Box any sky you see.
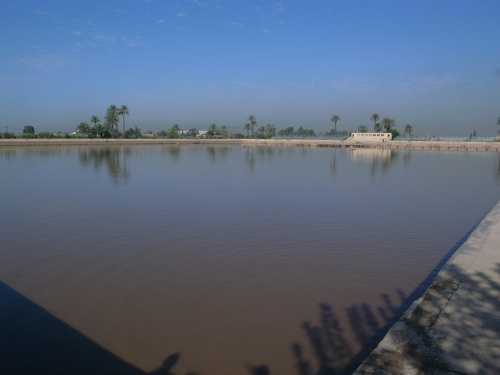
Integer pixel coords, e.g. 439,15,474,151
1,0,500,136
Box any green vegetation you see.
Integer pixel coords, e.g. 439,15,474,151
184,128,200,137
385,129,400,139
23,125,35,134
123,127,142,138
0,111,423,141
381,117,395,131
330,115,341,132
370,113,379,128
404,124,413,137
277,126,316,137
77,122,91,135
247,115,257,136
118,105,130,133
207,124,219,138
105,105,120,131
90,116,100,127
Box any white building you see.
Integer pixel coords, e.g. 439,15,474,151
346,132,392,142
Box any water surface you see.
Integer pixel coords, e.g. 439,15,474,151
1,145,499,374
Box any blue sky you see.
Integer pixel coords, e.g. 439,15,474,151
1,0,500,136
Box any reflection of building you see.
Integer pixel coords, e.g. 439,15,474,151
349,148,392,161
347,132,392,142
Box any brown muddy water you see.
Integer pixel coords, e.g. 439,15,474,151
1,145,499,375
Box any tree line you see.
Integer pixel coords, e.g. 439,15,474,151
330,113,413,139
76,105,135,138
6,111,500,140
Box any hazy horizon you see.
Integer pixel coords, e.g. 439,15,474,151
1,0,500,137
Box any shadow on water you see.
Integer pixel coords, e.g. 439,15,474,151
0,281,198,375
0,218,489,375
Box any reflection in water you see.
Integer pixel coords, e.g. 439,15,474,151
348,148,396,174
0,148,18,160
206,146,230,163
330,149,337,174
162,146,182,161
497,154,500,179
78,147,130,184
0,147,65,160
244,147,256,172
403,150,412,167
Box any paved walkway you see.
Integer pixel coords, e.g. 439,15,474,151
353,201,500,375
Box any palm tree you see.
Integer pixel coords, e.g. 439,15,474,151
404,124,413,137
497,117,500,133
90,116,100,127
220,125,228,138
77,121,90,134
370,113,379,129
208,123,218,138
244,123,251,136
105,105,119,130
248,115,257,136
358,125,368,133
374,123,382,133
330,115,341,133
265,124,276,138
118,105,130,133
381,117,395,131
167,124,181,138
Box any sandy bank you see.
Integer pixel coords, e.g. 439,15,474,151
0,138,499,152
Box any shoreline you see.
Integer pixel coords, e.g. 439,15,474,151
353,200,500,374
1,138,500,152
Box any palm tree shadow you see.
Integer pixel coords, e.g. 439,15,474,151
360,262,500,374
279,221,484,375
287,291,407,375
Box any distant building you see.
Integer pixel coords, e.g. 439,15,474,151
346,132,392,142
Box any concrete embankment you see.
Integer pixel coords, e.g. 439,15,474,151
353,200,500,375
1,138,500,152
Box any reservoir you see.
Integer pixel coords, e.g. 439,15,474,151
1,145,499,375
